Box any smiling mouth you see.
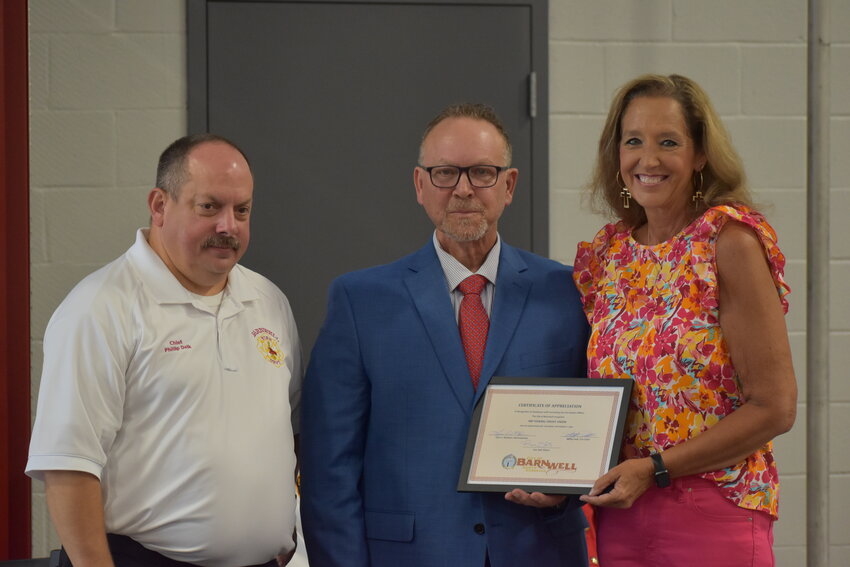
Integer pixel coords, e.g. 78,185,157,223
636,174,667,184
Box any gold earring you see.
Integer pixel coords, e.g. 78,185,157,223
617,171,631,209
692,170,704,208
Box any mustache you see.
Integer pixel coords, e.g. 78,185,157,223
447,199,484,214
202,234,241,250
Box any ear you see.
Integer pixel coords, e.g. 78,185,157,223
413,166,426,206
503,168,518,206
148,188,168,227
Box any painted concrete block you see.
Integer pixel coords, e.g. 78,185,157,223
29,110,115,187
117,0,186,32
29,0,114,33
604,44,740,115
550,43,606,114
44,187,146,265
830,1,850,43
550,0,671,41
550,189,609,265
49,34,185,110
30,263,109,340
829,474,850,543
831,189,850,259
550,115,606,192
773,414,805,476
774,546,806,567
30,189,48,264
673,0,805,42
116,109,187,186
29,34,49,110
30,341,44,425
830,333,850,402
788,333,806,403
831,119,850,191
783,260,806,333
742,46,806,116
828,405,850,472
829,261,850,331
753,188,805,261
830,545,850,567
30,492,48,556
832,46,850,116
725,117,806,190
773,474,805,546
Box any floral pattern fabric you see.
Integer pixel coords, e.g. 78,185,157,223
573,204,790,518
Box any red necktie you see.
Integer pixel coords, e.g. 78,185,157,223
458,275,489,390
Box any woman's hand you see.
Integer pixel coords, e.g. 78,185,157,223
579,457,655,509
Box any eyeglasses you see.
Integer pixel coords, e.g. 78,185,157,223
420,165,506,189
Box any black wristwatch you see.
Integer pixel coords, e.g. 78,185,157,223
650,452,670,488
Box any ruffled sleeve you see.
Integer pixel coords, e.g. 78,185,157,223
573,222,623,318
703,205,791,314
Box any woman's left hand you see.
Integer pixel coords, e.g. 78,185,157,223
579,457,655,508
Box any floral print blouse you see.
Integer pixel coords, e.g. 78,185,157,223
573,204,790,518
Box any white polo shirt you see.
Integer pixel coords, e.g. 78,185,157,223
27,229,302,567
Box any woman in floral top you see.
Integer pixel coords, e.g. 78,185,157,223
574,74,796,566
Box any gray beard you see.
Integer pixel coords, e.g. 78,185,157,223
439,217,488,243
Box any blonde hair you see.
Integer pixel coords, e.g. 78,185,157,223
590,74,752,227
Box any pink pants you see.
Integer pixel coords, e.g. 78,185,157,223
596,476,775,567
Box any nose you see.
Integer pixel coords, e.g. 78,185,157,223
216,208,238,235
640,146,661,168
452,171,475,198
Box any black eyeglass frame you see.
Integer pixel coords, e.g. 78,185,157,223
419,164,508,189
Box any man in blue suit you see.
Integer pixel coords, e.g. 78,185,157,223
300,103,590,567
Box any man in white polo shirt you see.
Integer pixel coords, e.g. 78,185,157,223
27,134,302,567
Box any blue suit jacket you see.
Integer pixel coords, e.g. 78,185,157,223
300,241,590,567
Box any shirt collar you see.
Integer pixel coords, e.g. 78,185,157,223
127,228,256,307
431,231,500,292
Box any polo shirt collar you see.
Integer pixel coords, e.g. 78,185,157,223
128,229,258,308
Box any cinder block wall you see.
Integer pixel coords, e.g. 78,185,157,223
27,0,187,552
549,2,850,566
27,0,848,563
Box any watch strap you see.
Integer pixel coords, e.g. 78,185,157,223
650,452,671,488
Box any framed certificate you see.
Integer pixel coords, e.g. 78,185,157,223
457,377,633,494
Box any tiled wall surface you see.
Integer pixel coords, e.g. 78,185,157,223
549,2,849,566
28,0,848,563
27,0,187,553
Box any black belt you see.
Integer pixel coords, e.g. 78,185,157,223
58,534,279,567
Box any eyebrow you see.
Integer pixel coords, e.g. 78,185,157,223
622,129,686,139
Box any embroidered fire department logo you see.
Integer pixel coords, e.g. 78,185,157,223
252,327,285,367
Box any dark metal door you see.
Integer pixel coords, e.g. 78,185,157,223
188,0,548,355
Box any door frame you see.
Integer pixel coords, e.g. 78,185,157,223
0,0,32,557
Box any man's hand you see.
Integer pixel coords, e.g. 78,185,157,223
504,489,566,509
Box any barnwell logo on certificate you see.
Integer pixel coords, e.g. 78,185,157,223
502,455,577,473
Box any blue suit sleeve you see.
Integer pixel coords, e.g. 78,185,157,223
300,278,371,567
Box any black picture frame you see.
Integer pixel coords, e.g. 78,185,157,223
458,377,633,494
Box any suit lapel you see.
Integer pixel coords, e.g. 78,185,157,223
404,245,476,414
474,244,530,406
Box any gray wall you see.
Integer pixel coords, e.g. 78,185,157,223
28,1,850,564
